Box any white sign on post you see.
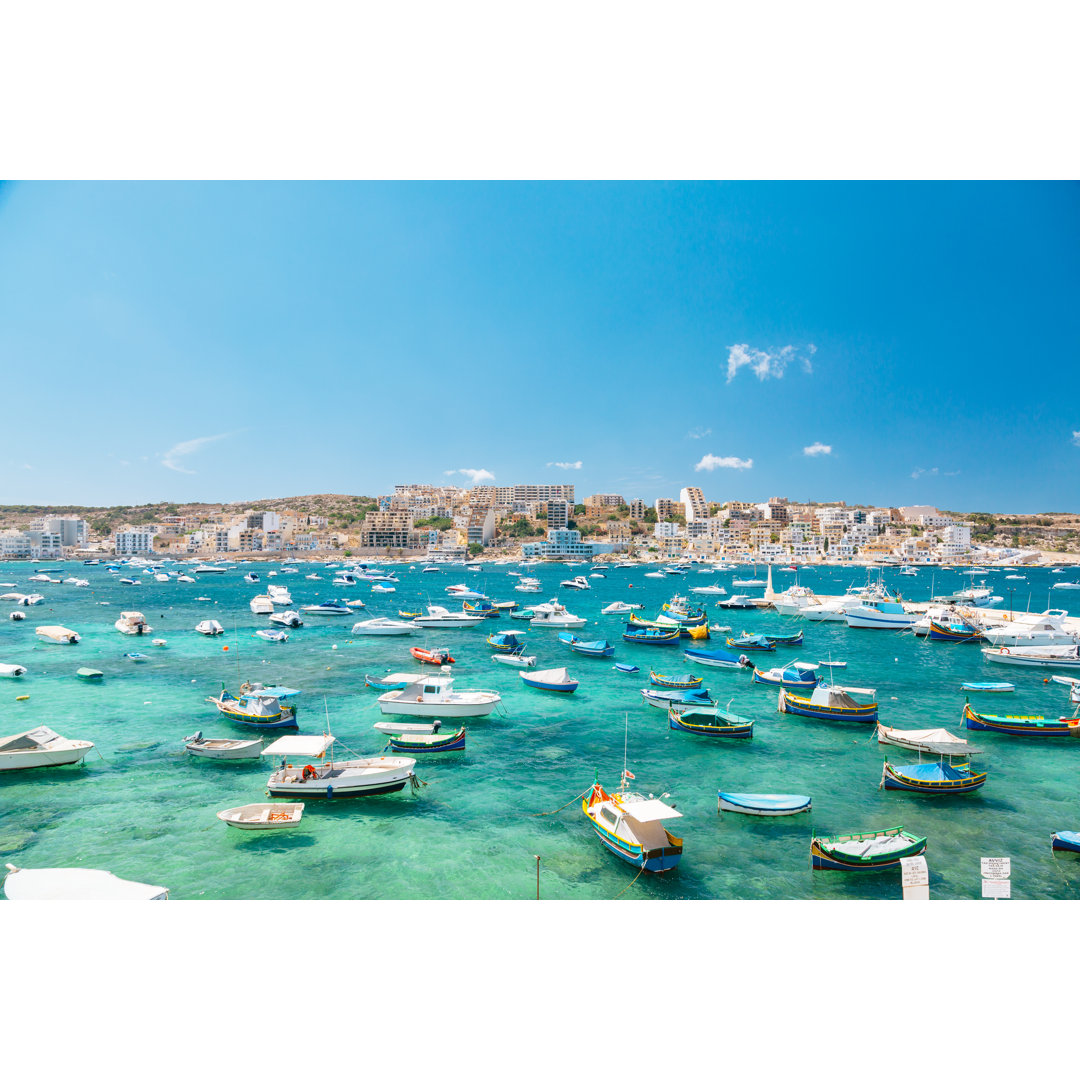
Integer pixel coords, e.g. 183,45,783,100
981,857,1011,880
982,879,1011,899
900,855,929,900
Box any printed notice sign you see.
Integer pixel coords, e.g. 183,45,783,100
982,879,1011,899
900,856,929,887
981,857,1011,880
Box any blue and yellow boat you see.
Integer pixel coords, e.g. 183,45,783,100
726,634,776,652
927,619,984,643
879,756,987,794
779,684,878,723
649,670,703,689
623,625,681,645
962,702,1079,737
668,705,753,738
582,777,684,873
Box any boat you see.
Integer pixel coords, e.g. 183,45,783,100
683,647,754,670
177,574,195,583
527,600,587,629
244,572,260,583
622,625,681,645
487,629,527,652
0,726,94,771
300,600,352,617
491,652,537,667
514,577,541,593
398,610,422,620
752,663,820,689
566,637,615,658
582,776,683,873
269,610,304,628
981,610,1077,648
124,652,148,662
183,731,264,759
669,705,753,738
35,625,80,645
641,687,714,711
365,672,416,690
649,670,703,689
207,687,300,728
371,583,396,593
644,571,666,579
844,595,917,630
410,646,455,665
3,865,168,900
262,733,417,799
726,634,776,652
75,667,103,680
378,676,501,717
981,644,1080,669
255,628,289,643
114,610,151,635
778,684,878,723
880,755,987,794
717,594,757,609
877,724,982,755
350,617,416,635
613,663,639,673
194,564,228,574
151,638,167,647
960,681,1014,692
1051,831,1080,854
962,702,1079,736
305,574,321,581
519,667,579,693
560,576,591,590
249,595,275,615
195,620,225,636
717,792,811,815
810,826,926,871
601,601,643,614
732,577,766,587
118,578,139,586
413,605,485,628
217,803,304,829
8,612,25,621
375,721,467,753
462,599,499,617
927,618,985,643
1051,581,1080,590
266,585,292,605
690,584,727,595
444,585,488,601
345,599,367,608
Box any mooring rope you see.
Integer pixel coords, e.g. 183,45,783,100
612,862,646,900
531,787,591,817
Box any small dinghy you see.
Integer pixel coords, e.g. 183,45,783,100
1051,831,1080,854
411,647,455,666
365,672,416,690
877,724,982,755
151,639,168,647
124,652,148,662
255,629,289,643
519,667,578,693
567,638,615,658
819,660,847,669
718,792,811,815
613,663,639,674
184,731,264,760
961,681,1015,693
217,803,304,830
9,611,26,621
76,668,103,680
491,652,537,667
0,663,28,678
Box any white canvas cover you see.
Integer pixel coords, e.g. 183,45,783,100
262,734,334,758
0,727,64,752
3,867,168,900
622,799,683,823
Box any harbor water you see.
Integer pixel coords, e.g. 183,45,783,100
1,561,1078,900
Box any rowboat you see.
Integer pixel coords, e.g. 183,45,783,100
35,625,80,645
519,667,578,693
184,732,264,759
876,724,982,755
752,663,820,689
410,646,455,666
568,638,615,658
582,778,683,873
622,625,681,645
778,684,878,723
810,826,926,871
718,792,811,815
3,865,169,900
613,663,639,674
669,705,753,738
365,673,414,690
641,687,713,712
217,803,304,830
726,634,775,652
1051,831,1080,854
960,681,1014,693
682,647,754,670
962,702,1079,737
649,670,703,689
879,757,987,794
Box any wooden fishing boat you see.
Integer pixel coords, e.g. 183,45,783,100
217,803,304,830
810,826,926,871
683,647,754,670
752,663,820,689
491,652,537,667
641,687,713,712
779,684,878,723
762,630,804,646
927,620,985,643
622,625,681,646
487,630,526,652
410,646,455,666
519,667,578,693
613,663,639,674
962,702,1079,737
385,725,466,753
876,724,982,755
568,638,615,658
717,792,810,815
960,681,1014,693
183,732,264,759
726,634,776,652
1051,831,1080,854
365,673,414,690
207,687,300,729
582,778,683,873
669,705,753,738
463,600,499,618
879,756,987,794
649,670,703,689
398,610,423,620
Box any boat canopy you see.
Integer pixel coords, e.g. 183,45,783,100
262,734,334,758
0,727,66,753
3,866,168,900
621,799,683,822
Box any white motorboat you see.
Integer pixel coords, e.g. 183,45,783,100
412,605,485,629
981,611,1078,648
194,564,228,574
262,734,417,799
0,662,27,676
306,573,322,580
20,594,45,606
526,600,587,628
195,620,225,636
279,566,298,574
514,577,541,592
250,595,275,614
444,584,488,600
35,625,81,645
255,628,289,643
350,617,416,635
491,652,537,667
982,644,1080,669
115,611,152,635
377,676,501,718
0,726,94,771
732,577,766,587
345,598,367,608
153,573,170,582
244,572,260,583
690,584,727,595
716,594,757,609
217,803,304,830
177,574,195,583
937,584,1003,607
601,601,644,614
799,597,851,622
269,610,304,628
771,585,817,615
300,600,352,616
3,865,169,900
266,584,292,606
560,576,591,590
9,612,26,621
1052,581,1080,590
333,573,358,586
183,731,264,759
844,597,916,630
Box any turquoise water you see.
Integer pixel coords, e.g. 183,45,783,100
1,561,1078,900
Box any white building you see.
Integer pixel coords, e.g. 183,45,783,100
679,486,708,524
114,528,156,555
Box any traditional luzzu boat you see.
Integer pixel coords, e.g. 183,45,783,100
752,662,820,689
682,646,754,670
810,826,926,871
374,719,466,753
927,618,985,643
1051,831,1080,854
622,625,681,645
668,704,753,738
649,670,703,689
718,792,811,815
582,774,683,873
962,702,1080,737
879,755,987,795
488,629,526,652
462,599,499,618
726,633,776,652
876,724,981,756
641,686,713,712
778,684,878,723
559,635,615,658
207,686,300,729
761,630,804,646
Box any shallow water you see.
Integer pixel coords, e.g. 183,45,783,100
1,560,1077,899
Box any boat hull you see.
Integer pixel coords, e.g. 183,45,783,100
962,702,1077,736
0,745,93,771
670,713,752,738
717,792,811,815
1051,831,1080,854
779,692,878,723
880,761,987,794
811,829,926,871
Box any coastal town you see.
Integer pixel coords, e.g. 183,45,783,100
1,483,1077,565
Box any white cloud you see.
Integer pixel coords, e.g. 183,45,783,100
547,460,582,470
695,454,753,471
803,442,832,457
911,466,940,480
1073,431,1080,447
450,467,495,485
686,427,712,440
162,433,230,474
726,343,816,383
22,463,32,470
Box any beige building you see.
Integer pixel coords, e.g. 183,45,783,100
679,486,708,523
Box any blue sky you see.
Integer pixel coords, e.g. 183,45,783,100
1,181,1077,513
